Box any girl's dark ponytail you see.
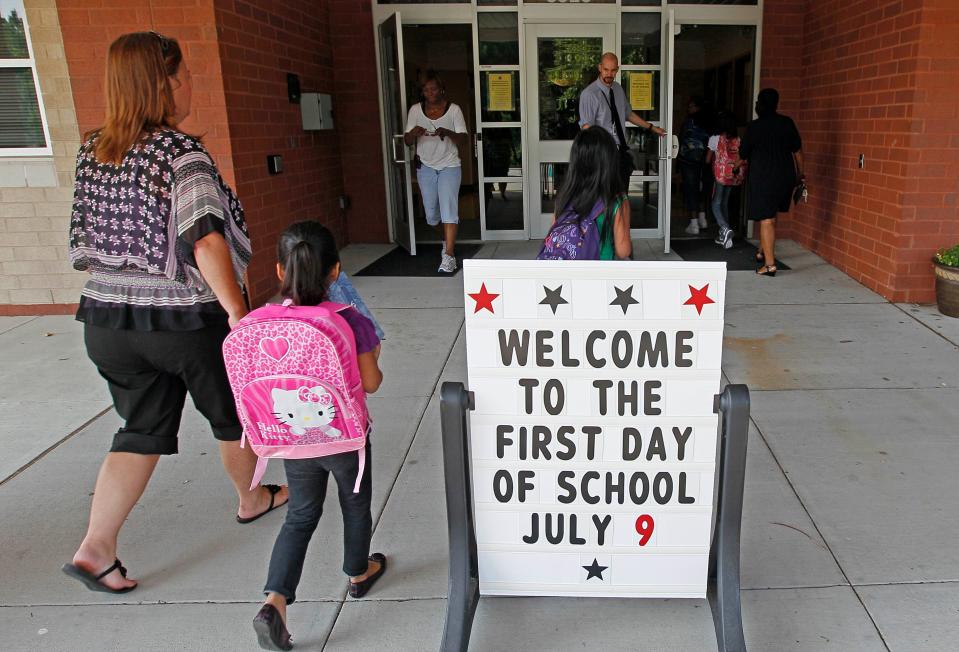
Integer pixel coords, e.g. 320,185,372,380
277,221,340,306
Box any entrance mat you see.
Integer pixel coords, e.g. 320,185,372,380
670,238,790,271
354,243,483,277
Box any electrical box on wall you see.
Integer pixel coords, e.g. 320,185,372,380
301,93,334,130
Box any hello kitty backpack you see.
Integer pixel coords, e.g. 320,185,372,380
223,299,369,493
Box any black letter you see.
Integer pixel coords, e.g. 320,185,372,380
678,472,696,504
522,513,539,544
582,426,602,460
629,472,650,504
569,514,586,545
531,426,552,460
561,330,580,367
593,380,613,415
518,378,539,415
622,427,642,461
673,426,693,461
618,380,639,417
644,380,662,416
543,379,565,415
535,330,555,367
555,426,576,461
499,329,531,366
496,425,514,459
493,470,512,503
646,427,667,461
606,471,625,505
545,513,564,544
675,331,694,367
518,470,536,502
557,471,576,504
611,330,633,369
593,514,612,546
581,471,600,505
653,471,673,504
638,331,669,367
586,331,606,368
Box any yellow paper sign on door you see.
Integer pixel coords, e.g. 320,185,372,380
629,73,654,111
487,73,514,112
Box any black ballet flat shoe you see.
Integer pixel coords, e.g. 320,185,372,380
253,604,293,651
756,265,777,277
348,553,387,599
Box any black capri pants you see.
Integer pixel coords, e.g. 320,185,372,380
84,324,243,455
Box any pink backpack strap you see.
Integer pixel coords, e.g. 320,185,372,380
249,456,269,491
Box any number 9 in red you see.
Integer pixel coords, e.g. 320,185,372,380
634,514,655,546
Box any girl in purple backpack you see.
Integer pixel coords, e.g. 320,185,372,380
252,221,385,651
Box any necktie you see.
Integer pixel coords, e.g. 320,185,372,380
605,88,628,149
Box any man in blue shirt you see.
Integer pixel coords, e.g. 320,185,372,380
579,52,665,192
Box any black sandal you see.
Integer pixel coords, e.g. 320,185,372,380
756,265,777,277
61,558,136,594
348,553,387,598
253,604,293,651
755,250,765,263
237,484,288,524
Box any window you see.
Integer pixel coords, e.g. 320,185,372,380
0,0,50,155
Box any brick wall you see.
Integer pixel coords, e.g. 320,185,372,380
763,0,959,303
0,0,82,313
213,0,349,306
330,0,389,248
895,0,959,302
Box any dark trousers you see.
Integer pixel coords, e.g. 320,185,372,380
263,443,372,604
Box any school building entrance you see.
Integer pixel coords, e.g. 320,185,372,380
374,1,762,254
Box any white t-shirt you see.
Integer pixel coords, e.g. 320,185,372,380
707,135,720,152
405,102,468,170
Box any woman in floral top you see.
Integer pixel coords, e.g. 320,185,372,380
61,32,288,594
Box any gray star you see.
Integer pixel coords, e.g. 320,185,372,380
582,558,608,581
609,285,639,314
539,285,569,315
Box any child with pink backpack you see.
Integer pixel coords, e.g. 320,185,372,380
707,111,747,249
223,221,385,651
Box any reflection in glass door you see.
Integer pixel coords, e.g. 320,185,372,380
378,13,416,254
669,22,756,244
526,24,614,240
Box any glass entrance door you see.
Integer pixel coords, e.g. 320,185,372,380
378,13,417,254
667,18,757,248
525,24,615,240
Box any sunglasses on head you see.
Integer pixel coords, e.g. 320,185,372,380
150,31,171,53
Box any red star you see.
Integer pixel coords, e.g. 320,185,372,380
468,282,500,314
683,284,715,315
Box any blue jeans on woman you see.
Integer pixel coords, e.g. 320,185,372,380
263,442,372,604
711,184,734,231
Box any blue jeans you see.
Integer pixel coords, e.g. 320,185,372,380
711,184,733,231
416,164,461,225
263,442,372,604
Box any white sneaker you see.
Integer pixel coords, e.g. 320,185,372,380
685,220,700,235
438,253,457,273
723,229,734,249
697,212,707,228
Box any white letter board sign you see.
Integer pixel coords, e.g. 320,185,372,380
462,259,726,598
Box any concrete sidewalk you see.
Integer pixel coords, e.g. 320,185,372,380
1,239,957,651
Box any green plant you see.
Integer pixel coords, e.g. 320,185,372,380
935,244,959,268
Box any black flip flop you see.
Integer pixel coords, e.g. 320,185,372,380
237,484,287,524
252,603,293,651
348,553,387,598
61,558,136,594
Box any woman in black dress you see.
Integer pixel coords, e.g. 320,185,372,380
739,88,805,276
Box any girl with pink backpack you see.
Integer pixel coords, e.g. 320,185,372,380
224,221,385,651
706,111,747,249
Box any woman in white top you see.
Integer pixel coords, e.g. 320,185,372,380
404,71,468,273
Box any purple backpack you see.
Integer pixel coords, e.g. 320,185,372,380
223,300,369,493
537,199,606,261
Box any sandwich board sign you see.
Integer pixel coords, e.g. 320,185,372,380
462,259,726,598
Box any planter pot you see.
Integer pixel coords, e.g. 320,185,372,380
934,260,959,318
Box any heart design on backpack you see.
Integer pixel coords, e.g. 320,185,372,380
259,336,291,362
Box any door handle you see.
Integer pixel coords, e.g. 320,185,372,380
391,134,406,164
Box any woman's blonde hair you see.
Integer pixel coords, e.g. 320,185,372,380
94,32,183,165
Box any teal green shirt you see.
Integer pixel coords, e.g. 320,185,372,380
596,194,627,260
